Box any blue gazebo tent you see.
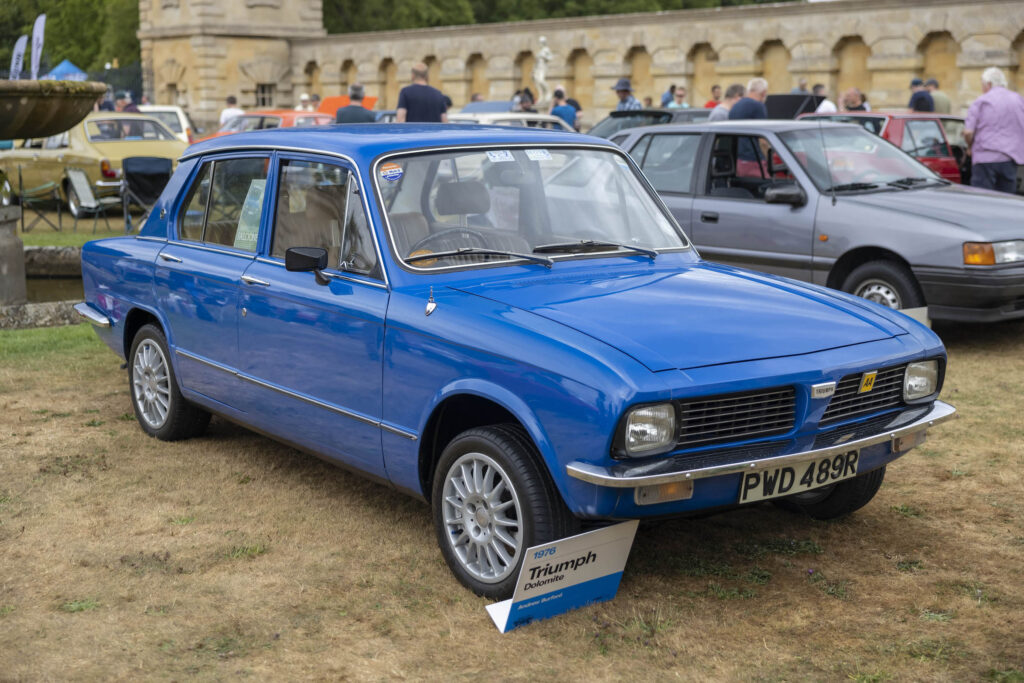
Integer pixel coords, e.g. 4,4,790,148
42,59,88,81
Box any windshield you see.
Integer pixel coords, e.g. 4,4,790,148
146,110,182,133
778,127,938,191
377,146,687,270
588,112,672,139
86,118,176,142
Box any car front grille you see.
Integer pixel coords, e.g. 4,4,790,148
820,365,906,425
676,387,796,449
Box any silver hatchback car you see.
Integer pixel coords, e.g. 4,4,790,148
617,120,1024,323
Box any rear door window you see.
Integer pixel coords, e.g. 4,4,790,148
639,134,701,194
901,120,951,158
177,157,269,251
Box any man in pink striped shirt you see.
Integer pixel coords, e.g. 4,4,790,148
964,67,1024,193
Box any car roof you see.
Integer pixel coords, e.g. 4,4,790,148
182,123,608,164
85,111,163,120
621,119,856,136
802,111,964,121
139,105,183,112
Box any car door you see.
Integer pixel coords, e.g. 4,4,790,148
154,154,270,404
237,154,389,478
899,119,959,182
689,133,816,281
629,132,703,238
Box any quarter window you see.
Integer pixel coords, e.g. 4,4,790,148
272,159,379,278
707,135,795,201
177,157,268,251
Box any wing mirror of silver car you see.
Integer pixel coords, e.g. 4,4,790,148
286,247,330,285
764,183,807,207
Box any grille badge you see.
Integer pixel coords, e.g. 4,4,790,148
811,382,836,399
859,371,878,394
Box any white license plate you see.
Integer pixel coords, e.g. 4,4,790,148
738,451,859,504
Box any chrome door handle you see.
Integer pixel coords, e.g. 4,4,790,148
241,275,270,287
159,253,182,263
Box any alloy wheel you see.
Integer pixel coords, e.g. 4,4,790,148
132,339,171,429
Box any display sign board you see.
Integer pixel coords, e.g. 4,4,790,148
486,520,638,633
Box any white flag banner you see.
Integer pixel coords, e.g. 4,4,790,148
30,14,46,81
9,35,27,80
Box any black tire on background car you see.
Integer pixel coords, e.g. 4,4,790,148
432,424,578,600
842,261,924,310
128,323,210,441
773,466,886,520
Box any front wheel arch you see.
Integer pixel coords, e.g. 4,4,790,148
827,248,925,307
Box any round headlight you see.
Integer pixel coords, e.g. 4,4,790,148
624,403,676,456
904,360,938,401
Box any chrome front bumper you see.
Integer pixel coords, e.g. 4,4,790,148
566,400,956,488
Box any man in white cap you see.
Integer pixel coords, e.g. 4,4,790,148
295,92,312,111
612,78,642,112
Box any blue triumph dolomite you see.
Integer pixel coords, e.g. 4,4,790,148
77,125,956,598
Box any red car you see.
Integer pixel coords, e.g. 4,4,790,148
799,112,967,184
197,109,334,142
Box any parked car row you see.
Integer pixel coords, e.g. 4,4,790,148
77,123,956,599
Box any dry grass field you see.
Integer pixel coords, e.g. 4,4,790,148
1,322,1022,681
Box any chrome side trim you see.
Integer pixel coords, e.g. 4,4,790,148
136,235,168,243
166,240,257,259
380,423,419,441
566,401,957,488
74,302,111,328
173,348,418,437
236,373,379,427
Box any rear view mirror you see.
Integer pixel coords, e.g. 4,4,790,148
286,247,330,285
764,183,807,207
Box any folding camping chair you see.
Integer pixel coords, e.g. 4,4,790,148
66,168,121,233
18,165,62,232
121,157,173,232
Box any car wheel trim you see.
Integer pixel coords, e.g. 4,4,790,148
68,187,79,217
132,339,171,429
854,278,902,309
0,178,11,206
442,452,523,584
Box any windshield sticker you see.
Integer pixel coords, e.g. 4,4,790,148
525,149,552,161
486,150,515,163
379,162,404,182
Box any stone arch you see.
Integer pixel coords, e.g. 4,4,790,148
304,60,321,96
626,46,654,103
514,51,535,93
340,59,358,91
378,58,397,109
566,48,594,114
688,43,718,107
919,31,961,109
423,55,442,92
466,53,487,101
833,36,871,105
756,40,791,93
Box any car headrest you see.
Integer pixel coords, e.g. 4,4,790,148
711,154,735,178
435,180,490,215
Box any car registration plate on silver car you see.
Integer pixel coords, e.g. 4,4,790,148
738,451,859,504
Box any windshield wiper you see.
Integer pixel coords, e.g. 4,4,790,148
825,182,880,193
405,247,553,268
532,240,658,260
887,176,949,188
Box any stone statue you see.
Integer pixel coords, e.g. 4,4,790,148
532,36,553,107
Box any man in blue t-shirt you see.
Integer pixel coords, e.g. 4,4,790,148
550,89,577,129
728,77,768,120
907,78,935,112
396,63,448,123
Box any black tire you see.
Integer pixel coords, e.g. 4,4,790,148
774,466,886,520
842,261,924,311
431,424,578,599
128,324,210,441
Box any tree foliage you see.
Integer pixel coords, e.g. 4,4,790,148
1,0,139,75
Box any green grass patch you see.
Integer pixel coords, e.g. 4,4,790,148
984,668,1024,682
920,608,955,622
891,504,923,518
60,598,99,613
18,228,126,248
808,570,849,599
170,515,195,526
0,323,103,361
227,544,268,559
896,559,923,573
903,637,967,662
0,605,14,617
734,537,822,559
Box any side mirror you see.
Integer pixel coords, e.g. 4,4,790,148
764,183,807,207
286,247,330,285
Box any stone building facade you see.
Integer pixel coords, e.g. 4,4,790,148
139,0,1024,130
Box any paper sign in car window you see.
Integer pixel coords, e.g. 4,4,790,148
233,179,265,252
525,149,552,161
486,150,515,163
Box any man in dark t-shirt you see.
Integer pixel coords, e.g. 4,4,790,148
908,78,935,112
336,83,377,124
396,62,448,123
728,78,768,121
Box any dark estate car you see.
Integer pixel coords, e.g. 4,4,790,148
616,120,1024,322
77,124,953,598
588,108,713,141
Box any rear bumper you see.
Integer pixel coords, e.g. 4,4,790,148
916,265,1024,322
566,400,955,488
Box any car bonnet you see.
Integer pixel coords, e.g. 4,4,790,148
452,262,908,372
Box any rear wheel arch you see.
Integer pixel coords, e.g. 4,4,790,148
827,247,924,303
122,308,162,360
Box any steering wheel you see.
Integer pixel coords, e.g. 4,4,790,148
408,227,488,256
